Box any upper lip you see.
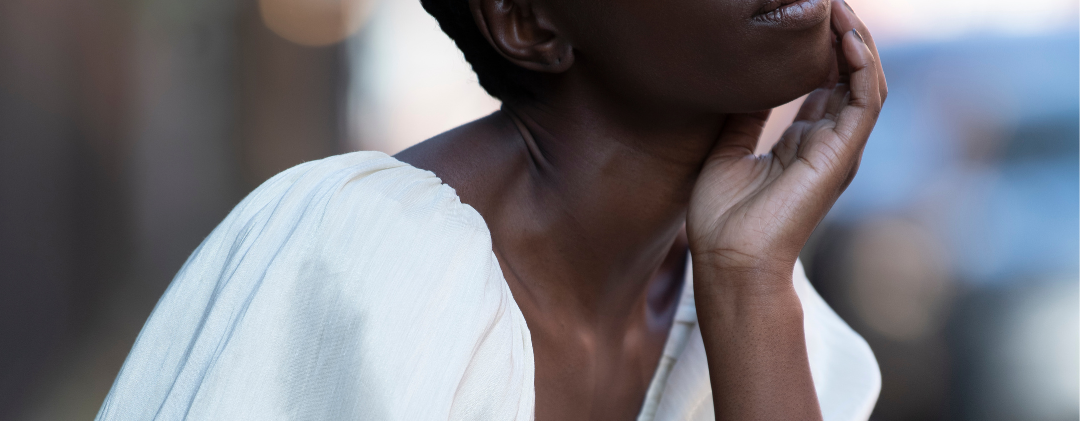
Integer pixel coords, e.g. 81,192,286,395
754,0,805,16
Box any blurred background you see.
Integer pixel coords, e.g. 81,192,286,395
0,0,1076,419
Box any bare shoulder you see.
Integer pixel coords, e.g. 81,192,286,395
394,110,527,213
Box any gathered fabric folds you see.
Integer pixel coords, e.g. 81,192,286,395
98,152,534,420
97,151,879,421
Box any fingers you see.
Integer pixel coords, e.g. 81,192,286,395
795,84,849,125
832,1,887,103
794,89,831,122
831,29,880,148
831,2,876,59
782,29,878,201
823,85,849,121
711,110,771,158
772,122,809,168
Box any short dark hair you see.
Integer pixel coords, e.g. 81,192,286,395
420,0,537,101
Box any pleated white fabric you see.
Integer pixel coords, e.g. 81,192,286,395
97,151,879,421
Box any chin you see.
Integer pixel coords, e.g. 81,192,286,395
799,43,838,93
725,63,831,113
645,17,837,114
751,28,837,111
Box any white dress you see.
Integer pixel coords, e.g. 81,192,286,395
97,151,880,421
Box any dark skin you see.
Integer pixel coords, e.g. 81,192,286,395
397,0,887,419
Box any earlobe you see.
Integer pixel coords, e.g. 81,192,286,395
470,0,574,73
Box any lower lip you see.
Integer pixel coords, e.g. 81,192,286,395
751,0,831,30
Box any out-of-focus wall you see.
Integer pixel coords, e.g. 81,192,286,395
1,0,351,419
345,0,500,154
803,32,1079,420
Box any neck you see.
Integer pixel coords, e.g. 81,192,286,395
492,91,726,322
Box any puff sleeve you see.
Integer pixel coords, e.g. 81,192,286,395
97,152,535,421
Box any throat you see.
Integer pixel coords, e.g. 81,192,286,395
517,233,688,421
488,105,701,319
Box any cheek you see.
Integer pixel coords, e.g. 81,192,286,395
557,0,755,108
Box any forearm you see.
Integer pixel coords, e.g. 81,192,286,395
693,262,822,421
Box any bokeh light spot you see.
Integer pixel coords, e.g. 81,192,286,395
259,0,375,46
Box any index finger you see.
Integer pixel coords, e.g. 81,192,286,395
831,1,888,102
832,29,881,146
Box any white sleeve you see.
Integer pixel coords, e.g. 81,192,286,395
96,152,535,421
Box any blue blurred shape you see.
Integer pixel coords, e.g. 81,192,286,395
829,31,1080,285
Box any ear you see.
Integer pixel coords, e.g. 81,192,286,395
469,0,574,73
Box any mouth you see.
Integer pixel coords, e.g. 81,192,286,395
752,0,830,29
755,0,807,16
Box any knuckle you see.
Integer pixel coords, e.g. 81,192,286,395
862,51,878,67
844,157,863,187
868,103,883,118
840,166,858,191
849,96,871,109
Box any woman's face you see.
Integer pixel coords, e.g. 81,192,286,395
546,0,836,113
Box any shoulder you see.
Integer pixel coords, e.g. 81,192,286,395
232,151,478,231
99,151,535,420
210,151,492,272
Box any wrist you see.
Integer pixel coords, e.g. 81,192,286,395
691,255,796,297
692,260,804,331
686,234,801,271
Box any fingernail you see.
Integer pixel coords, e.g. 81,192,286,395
851,29,864,44
843,1,855,12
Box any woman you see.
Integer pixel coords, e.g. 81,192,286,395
97,0,886,419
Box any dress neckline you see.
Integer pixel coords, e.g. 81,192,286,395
380,150,698,419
